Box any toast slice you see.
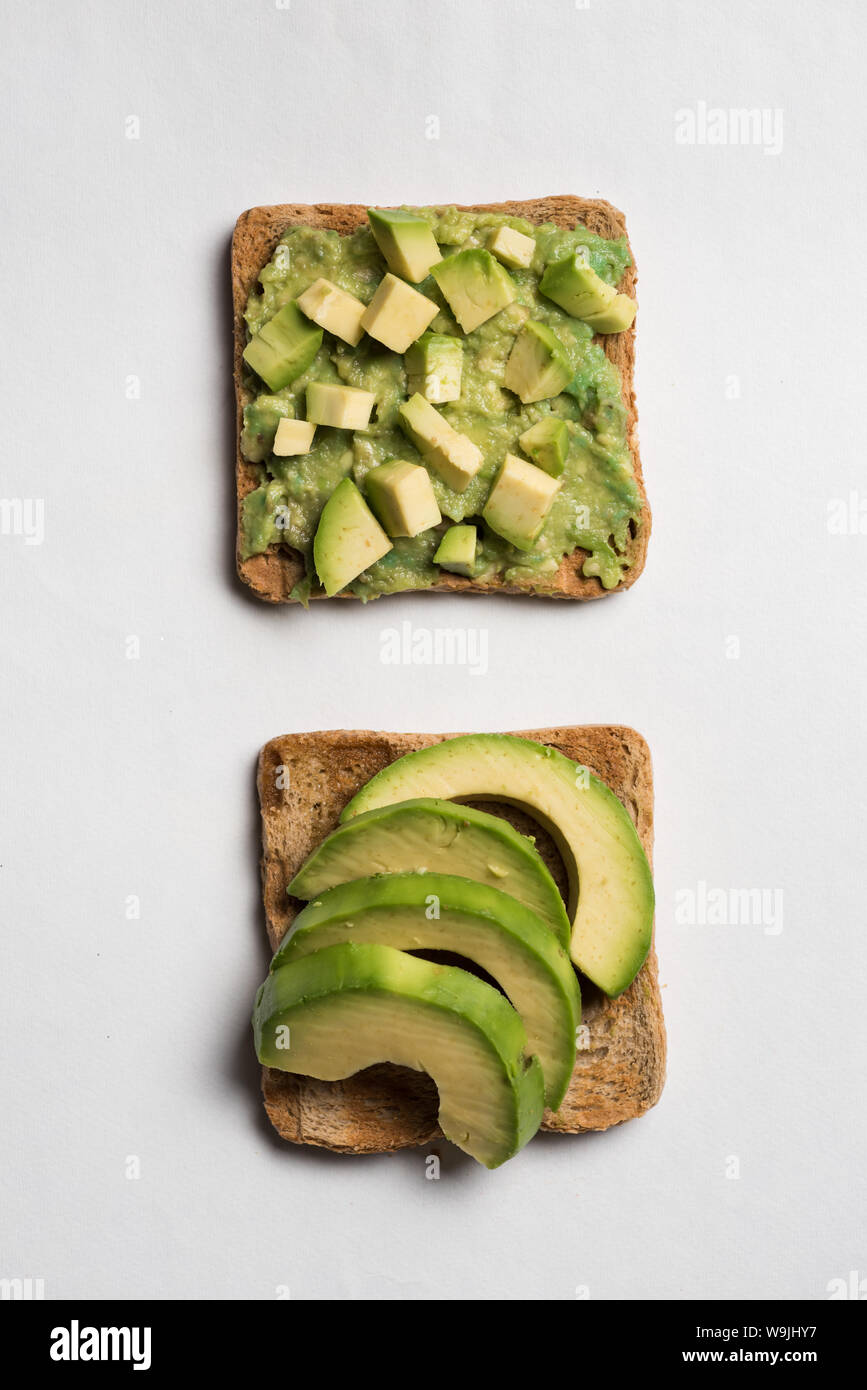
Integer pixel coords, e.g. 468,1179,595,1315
233,197,650,603
255,725,666,1154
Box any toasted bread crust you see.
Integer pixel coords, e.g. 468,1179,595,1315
256,725,666,1154
233,197,650,603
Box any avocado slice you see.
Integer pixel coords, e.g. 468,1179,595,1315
254,941,545,1167
341,735,655,998
312,478,392,596
367,208,442,283
539,254,617,321
273,873,579,1110
288,796,571,948
518,418,569,477
242,302,323,392
504,322,573,404
433,524,476,577
431,249,516,333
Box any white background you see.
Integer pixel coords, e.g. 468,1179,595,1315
2,0,865,1301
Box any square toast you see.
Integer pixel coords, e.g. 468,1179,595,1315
256,725,666,1155
233,197,650,603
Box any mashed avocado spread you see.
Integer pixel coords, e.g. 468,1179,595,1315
240,207,642,601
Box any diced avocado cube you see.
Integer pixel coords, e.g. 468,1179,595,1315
306,382,376,430
360,273,439,353
581,294,637,334
242,302,323,392
313,478,392,596
365,460,442,538
539,253,617,320
367,208,443,283
431,249,516,333
504,322,573,404
296,278,367,347
433,524,477,577
518,418,569,477
404,332,463,404
482,453,560,551
272,418,316,456
397,393,483,492
488,225,536,270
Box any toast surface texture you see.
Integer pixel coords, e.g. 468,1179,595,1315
233,197,649,603
256,725,665,1155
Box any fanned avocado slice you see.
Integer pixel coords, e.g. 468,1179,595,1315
288,797,571,949
273,872,580,1110
341,735,654,998
253,941,544,1169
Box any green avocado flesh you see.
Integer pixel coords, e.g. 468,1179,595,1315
288,796,571,948
433,524,476,574
240,206,641,599
273,872,579,1109
342,735,654,998
242,302,323,392
254,941,545,1167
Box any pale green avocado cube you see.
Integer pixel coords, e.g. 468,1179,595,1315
431,248,516,333
504,322,573,405
242,302,323,392
273,418,316,456
483,453,560,551
518,418,569,477
313,478,392,596
360,274,439,353
365,460,441,538
581,293,637,334
488,225,536,270
398,393,483,492
296,277,366,347
539,253,617,320
367,208,443,283
434,524,477,577
404,332,463,404
306,382,376,430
